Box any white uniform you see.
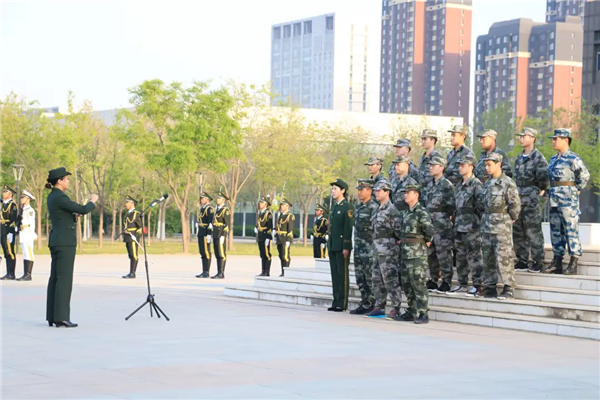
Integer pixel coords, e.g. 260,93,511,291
19,204,37,261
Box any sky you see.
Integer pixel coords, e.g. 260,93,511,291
2,0,547,123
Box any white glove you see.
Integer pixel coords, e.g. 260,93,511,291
206,235,212,244
310,235,314,240
131,234,137,242
286,241,290,248
265,239,270,247
195,222,199,227
220,236,225,245
325,235,329,241
272,230,277,237
209,223,213,230
254,227,258,234
320,243,325,249
8,233,13,243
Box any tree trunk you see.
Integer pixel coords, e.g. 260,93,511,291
98,205,104,248
179,208,190,253
111,200,117,243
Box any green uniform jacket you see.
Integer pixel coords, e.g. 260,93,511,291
327,198,354,252
47,188,96,247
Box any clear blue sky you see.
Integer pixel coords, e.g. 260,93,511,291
2,0,546,122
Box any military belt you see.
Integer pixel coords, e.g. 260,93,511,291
198,223,209,227
314,233,325,238
213,222,224,226
457,207,476,215
374,232,395,239
550,181,575,187
400,238,426,244
487,208,507,214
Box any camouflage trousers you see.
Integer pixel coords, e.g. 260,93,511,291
373,239,402,310
454,231,483,287
400,257,428,317
513,202,545,263
353,244,375,308
549,206,582,257
482,232,517,289
372,259,387,309
427,230,454,284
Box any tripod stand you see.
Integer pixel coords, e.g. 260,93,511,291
125,198,170,321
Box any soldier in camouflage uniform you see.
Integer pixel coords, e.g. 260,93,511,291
395,183,434,324
366,157,386,203
365,180,403,319
512,128,549,273
349,179,378,315
475,129,513,184
418,129,440,205
451,153,483,296
545,128,590,275
389,139,420,186
445,125,475,187
391,155,419,212
476,153,521,300
424,154,455,293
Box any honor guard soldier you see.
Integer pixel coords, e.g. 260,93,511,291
276,197,295,277
391,155,419,212
545,128,590,275
445,125,475,186
327,179,354,312
196,192,214,278
311,203,328,259
212,191,230,279
122,196,142,279
475,129,513,184
17,190,37,281
477,153,521,300
0,185,18,280
365,157,385,202
256,196,273,276
512,128,549,273
389,139,419,186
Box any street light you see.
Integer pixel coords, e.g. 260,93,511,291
12,164,24,252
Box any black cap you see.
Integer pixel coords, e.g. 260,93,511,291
47,167,72,182
125,195,138,205
330,179,349,191
2,185,16,195
200,192,213,201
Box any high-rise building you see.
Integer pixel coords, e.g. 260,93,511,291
474,17,583,126
582,0,600,111
379,0,472,120
270,13,380,112
546,0,586,23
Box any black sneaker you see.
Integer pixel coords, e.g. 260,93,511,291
365,308,386,317
399,312,415,321
350,305,371,315
414,313,429,324
475,287,497,299
497,285,514,300
426,280,438,292
435,281,451,293
528,261,543,273
514,261,529,271
385,309,400,320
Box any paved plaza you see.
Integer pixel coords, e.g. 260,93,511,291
1,254,599,399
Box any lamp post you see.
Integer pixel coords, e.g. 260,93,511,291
12,164,24,252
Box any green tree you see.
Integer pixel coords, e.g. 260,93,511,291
475,100,516,160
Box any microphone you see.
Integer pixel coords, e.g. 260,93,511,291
151,193,169,207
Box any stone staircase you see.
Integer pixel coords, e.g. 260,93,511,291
224,246,600,340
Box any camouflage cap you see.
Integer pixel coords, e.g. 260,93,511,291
392,155,412,164
549,128,572,139
404,183,421,193
477,129,498,139
458,153,477,165
364,157,384,166
355,179,375,189
517,127,538,138
482,152,503,163
200,191,213,201
421,129,438,139
373,179,392,192
448,124,468,134
429,153,447,167
394,138,411,148
330,178,349,191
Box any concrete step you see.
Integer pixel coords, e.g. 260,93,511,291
544,246,600,263
223,285,600,340
254,276,600,321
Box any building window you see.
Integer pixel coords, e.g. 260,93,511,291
283,25,291,38
294,23,301,36
326,16,334,30
304,21,312,34
273,26,281,39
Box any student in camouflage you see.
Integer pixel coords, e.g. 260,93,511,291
445,125,475,186
451,153,483,296
476,153,521,300
545,128,590,275
395,183,434,324
389,139,420,186
365,180,403,319
474,129,513,184
423,153,455,293
365,157,386,203
418,129,440,203
512,127,549,274
391,155,419,212
349,179,378,315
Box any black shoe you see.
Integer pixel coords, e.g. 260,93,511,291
349,305,372,315
497,285,514,300
48,321,54,327
399,312,415,321
327,307,336,311
385,309,400,320
475,287,497,299
16,274,32,281
528,261,543,273
122,273,136,279
426,280,438,291
543,256,563,274
196,272,210,278
55,321,78,328
365,308,386,317
514,260,529,271
211,273,224,279
414,313,429,324
564,256,579,275
0,273,15,280
332,307,344,312
436,281,451,293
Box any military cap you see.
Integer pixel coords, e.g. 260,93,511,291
47,167,72,181
549,128,572,139
421,129,438,139
373,180,392,192
217,191,230,201
200,192,213,201
394,138,412,149
364,157,384,166
392,155,412,164
404,183,421,193
315,203,328,212
125,195,138,205
259,195,271,207
448,124,468,134
429,154,447,167
355,179,375,189
330,179,349,191
21,189,35,201
482,153,503,163
517,127,538,138
458,153,477,165
477,129,498,139
281,197,293,207
2,185,16,195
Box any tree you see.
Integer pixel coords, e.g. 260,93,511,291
475,100,516,159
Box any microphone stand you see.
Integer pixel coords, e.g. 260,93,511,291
125,198,170,321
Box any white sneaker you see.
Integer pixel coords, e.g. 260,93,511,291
449,285,468,295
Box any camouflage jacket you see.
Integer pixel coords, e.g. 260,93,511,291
353,199,378,253
371,173,387,203
424,176,455,231
371,200,402,255
445,145,475,186
399,203,434,260
454,175,483,233
389,161,419,187
392,174,418,212
418,149,439,188
475,147,513,184
548,149,590,208
478,173,521,235
514,147,549,206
